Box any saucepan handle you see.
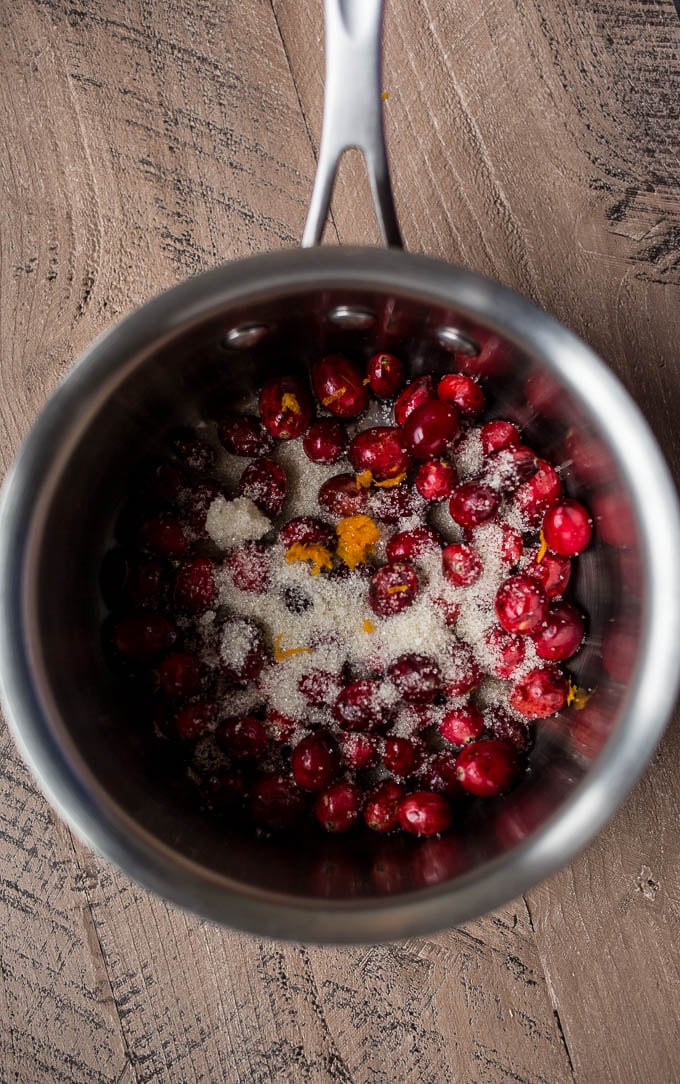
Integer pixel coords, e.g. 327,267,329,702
302,0,403,248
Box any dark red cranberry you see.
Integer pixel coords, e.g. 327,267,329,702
398,792,453,836
499,523,523,566
140,516,190,556
394,375,437,426
402,400,459,460
369,484,425,524
495,574,548,634
216,715,269,760
386,525,442,562
367,352,405,399
250,774,306,832
225,542,271,593
482,446,538,494
449,482,500,528
419,752,463,798
200,770,248,814
101,550,169,611
266,709,298,744
292,734,340,791
543,500,592,556
526,550,571,598
111,614,178,663
279,515,336,550
516,459,562,524
282,585,313,614
302,419,348,464
484,707,533,751
258,375,312,440
442,642,481,696
138,459,187,504
439,704,485,746
218,414,273,457
383,736,424,778
481,420,521,455
175,701,215,741
348,426,410,481
179,478,222,535
532,602,585,661
168,426,215,473
438,373,485,417
314,781,363,832
298,668,344,708
369,561,419,616
157,652,206,699
364,781,406,832
334,679,394,731
219,618,265,683
510,666,568,719
432,594,461,627
341,732,377,769
442,542,483,587
388,653,442,703
239,458,288,518
415,458,457,501
455,739,519,796
318,473,370,517
483,625,526,679
174,556,217,612
312,355,368,418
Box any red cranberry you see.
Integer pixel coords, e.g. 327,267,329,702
239,458,287,518
510,666,568,718
420,752,463,798
140,516,190,556
258,376,312,440
298,668,344,708
440,704,484,746
415,458,457,501
442,642,482,696
364,781,405,832
200,770,248,814
318,473,370,517
168,427,215,473
388,653,442,703
112,614,177,663
266,709,297,744
341,732,377,769
481,420,521,455
348,426,410,481
302,419,348,464
532,602,585,661
175,701,215,742
367,352,405,398
402,400,459,460
217,715,268,760
334,679,394,731
312,355,368,418
482,446,538,494
394,375,437,426
386,525,442,563
218,414,273,457
369,561,419,616
158,652,206,699
484,707,533,751
219,618,265,683
174,556,217,612
393,703,437,732
398,792,453,836
370,484,425,524
526,549,571,598
314,781,363,832
292,734,340,791
383,736,424,778
250,774,306,831
455,739,519,796
499,524,523,566
516,459,562,524
442,542,483,587
432,594,461,627
543,500,592,556
102,551,169,611
179,478,222,535
279,515,336,550
225,542,271,593
483,625,526,679
495,574,548,634
449,482,500,528
438,373,485,417
138,459,187,504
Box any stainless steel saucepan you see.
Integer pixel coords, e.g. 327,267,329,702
1,0,678,942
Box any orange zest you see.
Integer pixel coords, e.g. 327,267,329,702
567,681,593,710
322,387,347,407
375,472,406,489
381,91,389,101
281,392,301,415
274,633,313,662
387,584,409,595
536,530,548,564
355,470,374,489
285,542,333,576
363,619,376,634
336,514,380,570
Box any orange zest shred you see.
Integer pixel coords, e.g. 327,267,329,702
375,472,407,489
322,386,347,407
536,530,548,564
274,633,313,662
567,681,593,710
363,619,376,634
336,514,380,570
355,469,374,490
281,392,301,415
285,541,333,577
387,584,409,595
381,91,389,102
362,377,371,385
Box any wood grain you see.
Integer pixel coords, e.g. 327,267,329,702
1,0,680,1081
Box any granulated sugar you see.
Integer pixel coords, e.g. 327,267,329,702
206,495,271,548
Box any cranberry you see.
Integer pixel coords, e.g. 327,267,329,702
291,734,340,791
532,602,585,661
279,515,336,550
499,523,523,566
438,373,485,417
364,781,405,832
341,732,377,769
432,594,461,627
334,679,394,731
312,355,368,418
367,352,405,398
175,700,215,742
394,375,437,426
420,752,463,798
258,375,312,440
442,542,483,587
495,574,548,634
393,703,438,732
200,770,248,814
266,709,297,744
415,458,457,501
302,419,348,464
219,618,265,683
318,473,370,517
484,707,533,751
386,526,442,563
138,459,187,504
455,739,519,796
516,459,562,524
383,736,424,777
239,458,287,519
543,500,592,556
369,561,419,617
482,446,538,494
225,541,271,593
314,781,363,832
111,614,177,663
443,642,482,696
216,715,268,760
179,478,222,535
370,484,425,524
168,427,215,473
449,482,500,528
218,414,273,457
402,400,459,460
250,774,306,831
348,426,410,481
510,666,568,718
157,652,206,699
102,551,169,611
526,549,571,598
140,516,190,556
174,556,217,612
298,668,344,708
483,625,526,679
398,792,453,836
481,420,521,455
388,653,442,703
440,704,484,746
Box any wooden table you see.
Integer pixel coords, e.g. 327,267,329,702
2,2,679,1080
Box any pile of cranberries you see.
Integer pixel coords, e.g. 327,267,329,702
101,351,592,841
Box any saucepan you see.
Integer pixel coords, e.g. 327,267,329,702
0,0,678,942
